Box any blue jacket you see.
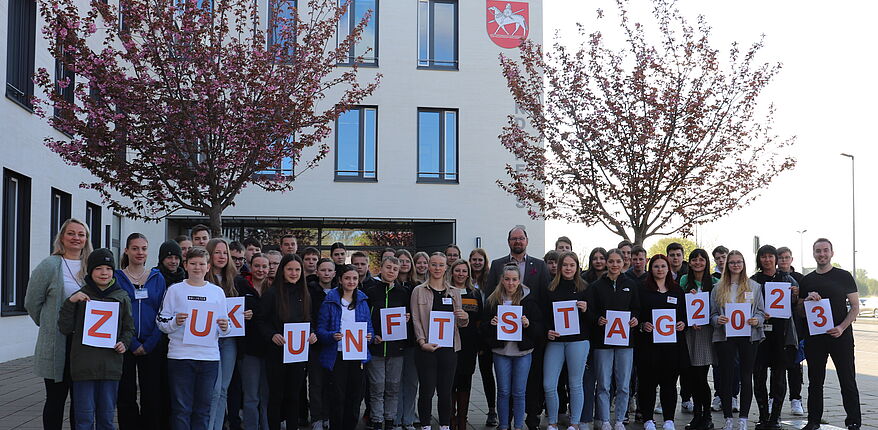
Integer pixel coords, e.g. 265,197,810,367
115,268,167,354
317,288,374,370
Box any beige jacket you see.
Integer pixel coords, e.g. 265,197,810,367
411,282,469,352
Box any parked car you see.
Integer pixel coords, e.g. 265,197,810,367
858,297,878,318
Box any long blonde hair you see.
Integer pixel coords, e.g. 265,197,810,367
487,264,525,307
716,250,751,305
206,238,238,297
449,259,474,292
52,218,93,282
412,251,429,284
395,249,414,284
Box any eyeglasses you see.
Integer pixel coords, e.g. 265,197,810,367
232,256,245,263
508,237,527,242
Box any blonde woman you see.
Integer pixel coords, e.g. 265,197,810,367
25,218,93,430
710,250,765,430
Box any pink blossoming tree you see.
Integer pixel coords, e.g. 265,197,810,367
33,0,380,235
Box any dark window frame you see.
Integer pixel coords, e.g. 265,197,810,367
334,105,378,182
85,201,102,250
2,169,31,316
5,0,37,111
416,107,459,184
337,0,379,67
417,0,458,70
50,188,72,253
268,0,297,63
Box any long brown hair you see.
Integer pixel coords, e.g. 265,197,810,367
716,250,751,305
644,254,680,292
412,251,429,284
549,251,588,292
271,253,311,321
120,233,148,269
395,249,414,284
449,259,474,292
206,238,238,297
487,264,525,307
469,248,490,288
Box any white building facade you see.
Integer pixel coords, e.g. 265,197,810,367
0,0,544,362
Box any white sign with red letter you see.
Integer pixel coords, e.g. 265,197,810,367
805,299,834,335
765,282,791,319
725,303,751,337
282,323,310,363
497,305,522,341
380,307,407,341
552,300,579,336
652,309,677,343
342,322,368,360
429,311,455,348
222,297,245,337
82,301,119,348
604,310,630,346
182,302,219,346
685,292,710,326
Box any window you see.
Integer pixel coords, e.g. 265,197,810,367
111,214,122,262
85,202,102,250
417,108,457,183
53,43,76,121
5,0,37,109
417,0,457,69
2,169,31,316
335,106,377,181
268,0,296,61
255,136,295,178
338,0,378,65
50,188,71,253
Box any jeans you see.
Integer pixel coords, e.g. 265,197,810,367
240,354,269,430
72,380,119,430
543,340,589,424
804,330,861,426
494,353,532,430
168,359,219,430
118,350,163,430
582,350,597,423
209,338,237,430
396,347,419,426
367,355,404,423
594,347,634,424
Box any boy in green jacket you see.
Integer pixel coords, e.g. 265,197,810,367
59,248,135,430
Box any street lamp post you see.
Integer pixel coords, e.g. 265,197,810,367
796,229,808,269
841,153,856,278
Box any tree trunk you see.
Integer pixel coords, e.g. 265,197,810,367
208,205,224,238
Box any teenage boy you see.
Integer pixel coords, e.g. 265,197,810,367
555,236,573,253
666,242,688,281
280,235,298,256
712,246,729,279
302,247,321,283
191,225,211,248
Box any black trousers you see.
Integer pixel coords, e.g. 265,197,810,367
226,363,243,430
329,354,366,430
416,347,457,426
804,331,861,426
637,345,680,423
686,365,712,416
753,329,795,420
716,338,757,418
43,336,75,430
787,362,803,400
478,350,497,409
524,344,545,430
265,357,307,430
118,350,163,430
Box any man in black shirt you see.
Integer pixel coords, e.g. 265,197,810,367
798,238,861,430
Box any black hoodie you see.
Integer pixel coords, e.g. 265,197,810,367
365,279,412,357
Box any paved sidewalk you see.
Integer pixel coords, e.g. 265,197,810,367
0,354,871,429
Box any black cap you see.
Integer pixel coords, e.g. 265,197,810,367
87,248,116,273
159,240,183,261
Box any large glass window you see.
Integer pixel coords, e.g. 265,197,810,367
50,188,71,253
335,106,377,181
5,0,37,109
269,0,296,61
338,0,377,65
417,0,457,69
2,169,31,316
417,108,457,183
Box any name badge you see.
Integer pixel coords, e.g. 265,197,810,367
764,324,773,332
744,292,754,301
134,288,149,300
667,296,678,305
503,300,512,306
442,297,453,306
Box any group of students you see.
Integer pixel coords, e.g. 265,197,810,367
24,220,862,430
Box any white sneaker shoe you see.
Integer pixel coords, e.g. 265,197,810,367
644,421,657,430
654,405,663,414
681,400,694,413
601,422,612,430
311,421,324,430
737,418,747,429
567,427,579,430
662,421,675,430
712,395,722,412
421,426,431,430
722,418,734,430
732,396,740,412
791,398,805,415
439,426,450,430
613,422,626,430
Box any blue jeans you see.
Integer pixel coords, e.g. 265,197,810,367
240,354,269,430
72,380,118,430
395,347,418,426
494,353,532,430
168,359,219,430
209,338,237,430
594,347,634,424
582,350,597,423
544,340,589,424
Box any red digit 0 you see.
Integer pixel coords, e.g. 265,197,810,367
731,310,745,330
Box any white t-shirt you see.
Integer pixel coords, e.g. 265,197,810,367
61,259,82,298
157,280,230,361
337,298,357,351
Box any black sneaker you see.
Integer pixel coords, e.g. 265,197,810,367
847,425,861,430
485,411,498,427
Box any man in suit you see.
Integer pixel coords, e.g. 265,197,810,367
486,226,551,430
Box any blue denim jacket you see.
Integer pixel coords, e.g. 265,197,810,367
317,287,374,370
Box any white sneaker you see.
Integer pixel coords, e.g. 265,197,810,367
732,396,739,412
654,405,663,414
643,421,657,430
681,400,694,413
663,421,675,430
791,399,804,415
712,395,722,411
311,421,324,430
567,427,579,430
722,418,734,430
613,422,626,430
421,426,431,430
737,418,747,429
601,422,612,430
439,426,450,430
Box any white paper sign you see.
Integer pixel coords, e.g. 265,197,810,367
765,282,791,319
725,303,751,337
552,300,579,336
497,305,522,341
604,310,631,346
685,292,710,326
652,309,677,343
380,307,407,341
222,297,245,337
342,322,368,360
82,301,120,348
282,323,310,363
805,299,834,336
428,311,455,348
182,301,219,346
